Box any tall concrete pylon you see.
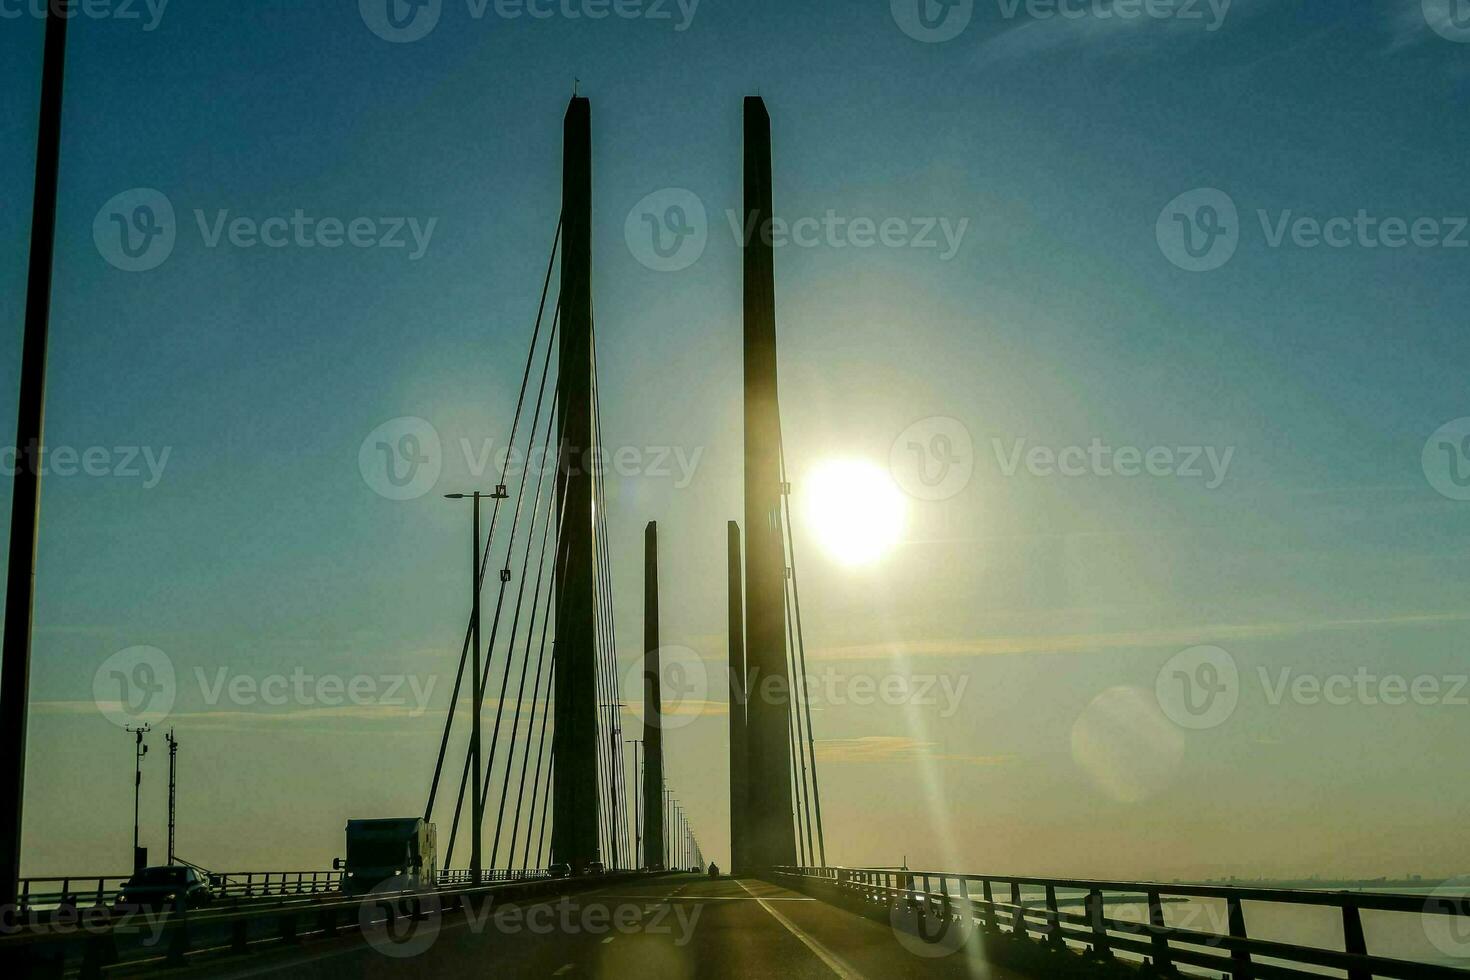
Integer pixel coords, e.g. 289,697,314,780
642,521,665,867
551,95,600,872
741,96,797,870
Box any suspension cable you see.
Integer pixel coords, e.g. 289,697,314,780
779,441,827,866
425,219,562,824
482,384,561,862
445,307,560,866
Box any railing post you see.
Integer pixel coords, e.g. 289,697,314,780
19,877,29,914
166,905,190,966
1087,889,1111,959
1227,896,1252,980
1045,885,1062,945
981,879,995,931
1010,881,1026,937
279,911,298,944
94,877,104,907
1342,902,1370,980
80,932,116,979
1147,889,1174,973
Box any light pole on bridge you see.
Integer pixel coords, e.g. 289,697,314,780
627,739,643,869
126,725,151,872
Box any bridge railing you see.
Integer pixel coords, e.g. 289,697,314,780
775,866,1470,980
4,868,647,977
18,867,557,913
437,869,549,887
17,870,342,912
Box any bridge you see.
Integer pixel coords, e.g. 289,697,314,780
2,6,1470,980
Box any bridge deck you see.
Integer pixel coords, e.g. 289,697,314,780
160,874,1024,980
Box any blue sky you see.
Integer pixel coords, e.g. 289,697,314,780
1,0,1468,877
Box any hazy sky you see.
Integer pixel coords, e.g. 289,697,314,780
1,0,1468,880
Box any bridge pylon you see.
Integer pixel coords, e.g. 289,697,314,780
551,95,600,872
740,95,798,871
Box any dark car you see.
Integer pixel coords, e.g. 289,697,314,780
586,861,606,876
547,863,572,879
116,866,214,910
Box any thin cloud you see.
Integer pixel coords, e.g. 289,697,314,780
815,735,1016,766
812,611,1470,661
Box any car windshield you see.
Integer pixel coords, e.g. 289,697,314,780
131,867,185,886
347,840,407,869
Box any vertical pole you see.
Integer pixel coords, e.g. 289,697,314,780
166,731,177,865
1146,889,1172,971
742,95,797,871
1227,896,1253,980
0,1,72,909
642,522,664,868
726,521,748,876
128,725,149,871
470,493,483,884
552,96,600,873
628,740,642,868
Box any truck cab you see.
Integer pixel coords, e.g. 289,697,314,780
342,818,437,895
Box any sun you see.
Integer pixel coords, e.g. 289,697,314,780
802,459,907,567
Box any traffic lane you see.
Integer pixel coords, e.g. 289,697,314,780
153,876,696,980
581,874,842,980
738,877,1024,980
185,874,829,980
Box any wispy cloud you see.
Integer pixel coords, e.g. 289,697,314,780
812,611,1470,662
815,735,1016,767
975,0,1257,65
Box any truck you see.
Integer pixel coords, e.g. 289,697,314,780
341,818,437,895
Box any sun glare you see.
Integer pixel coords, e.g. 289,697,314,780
803,459,907,567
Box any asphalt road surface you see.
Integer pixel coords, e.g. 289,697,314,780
156,874,1025,979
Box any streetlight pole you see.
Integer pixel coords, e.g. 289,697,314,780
626,739,642,869
445,492,486,885
0,0,73,909
166,730,178,865
126,725,150,871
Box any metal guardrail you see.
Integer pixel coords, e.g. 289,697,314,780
3,870,640,977
18,868,552,912
776,866,1470,980
18,871,341,913
437,869,550,887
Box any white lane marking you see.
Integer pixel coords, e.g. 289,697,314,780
601,937,614,944
735,879,865,980
554,965,574,976
595,894,813,902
